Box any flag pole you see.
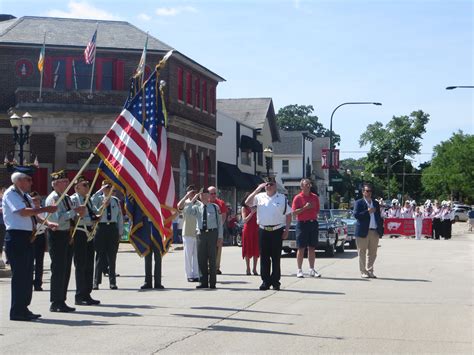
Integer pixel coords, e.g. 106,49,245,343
69,168,101,243
88,23,98,99
141,32,148,87
31,152,96,241
37,32,46,102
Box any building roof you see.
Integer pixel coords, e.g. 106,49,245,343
0,16,173,51
0,16,225,82
273,130,315,155
216,98,280,142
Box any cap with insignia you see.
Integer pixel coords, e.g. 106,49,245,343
74,175,89,185
264,176,276,184
10,165,36,177
51,169,68,181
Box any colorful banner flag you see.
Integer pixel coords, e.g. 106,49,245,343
38,41,45,72
84,29,97,65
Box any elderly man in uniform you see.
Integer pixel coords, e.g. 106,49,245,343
92,180,123,290
70,176,100,305
208,186,227,274
46,170,86,313
184,189,223,289
246,177,292,291
3,170,58,321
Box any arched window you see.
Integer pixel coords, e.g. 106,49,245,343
179,152,188,198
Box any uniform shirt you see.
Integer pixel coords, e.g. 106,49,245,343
441,208,454,221
292,191,320,221
184,202,223,239
251,192,292,228
45,190,77,231
71,193,98,228
179,199,198,237
400,207,413,218
91,192,124,235
364,198,377,229
2,185,35,231
388,207,401,218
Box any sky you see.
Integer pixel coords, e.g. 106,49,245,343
1,0,473,166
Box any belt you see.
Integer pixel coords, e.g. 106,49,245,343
100,222,116,225
299,219,317,223
369,228,377,230
259,225,283,232
200,228,217,233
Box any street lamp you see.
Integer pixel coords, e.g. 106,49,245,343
328,102,382,208
263,146,273,177
9,112,33,165
446,86,474,90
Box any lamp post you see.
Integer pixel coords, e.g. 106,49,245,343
9,112,33,165
328,102,382,208
263,146,273,177
446,86,474,90
385,159,403,200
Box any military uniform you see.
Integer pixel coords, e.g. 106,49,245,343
91,183,123,289
45,171,77,312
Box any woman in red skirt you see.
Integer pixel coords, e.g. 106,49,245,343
241,194,259,275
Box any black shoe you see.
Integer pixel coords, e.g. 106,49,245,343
110,284,118,290
216,269,222,275
140,283,152,289
75,298,89,306
25,310,42,319
154,284,165,289
92,285,99,290
34,285,43,291
10,314,32,321
187,278,194,282
196,284,209,289
272,284,280,290
192,278,200,282
259,283,270,291
210,285,216,289
50,302,76,313
86,297,100,305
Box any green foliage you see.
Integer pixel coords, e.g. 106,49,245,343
276,104,340,145
422,131,474,203
358,110,430,200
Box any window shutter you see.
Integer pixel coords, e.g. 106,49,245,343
43,56,53,88
113,60,125,90
186,72,192,104
194,77,200,109
202,80,207,111
178,67,183,101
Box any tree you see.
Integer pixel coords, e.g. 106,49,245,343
358,110,430,201
422,131,474,203
276,104,340,145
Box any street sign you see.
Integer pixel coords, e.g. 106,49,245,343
332,178,343,182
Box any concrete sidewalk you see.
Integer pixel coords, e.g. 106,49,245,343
0,223,472,354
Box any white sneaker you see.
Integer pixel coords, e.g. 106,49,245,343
296,269,304,278
309,269,321,278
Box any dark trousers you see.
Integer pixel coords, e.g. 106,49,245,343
433,218,441,239
0,223,6,258
74,230,95,300
441,219,452,239
33,233,46,289
197,230,218,287
94,223,119,286
5,230,34,318
144,248,162,286
48,230,73,303
259,228,284,287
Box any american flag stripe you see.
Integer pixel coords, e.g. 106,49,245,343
84,29,97,64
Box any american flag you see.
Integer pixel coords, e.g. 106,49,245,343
95,69,176,255
84,29,97,64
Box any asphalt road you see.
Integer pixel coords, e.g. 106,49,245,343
1,222,472,354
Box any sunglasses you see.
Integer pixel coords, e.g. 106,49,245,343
364,189,372,192
265,182,275,187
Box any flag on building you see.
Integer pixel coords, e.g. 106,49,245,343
84,29,97,64
38,41,45,72
95,68,176,256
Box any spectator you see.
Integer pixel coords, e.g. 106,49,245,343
240,193,259,276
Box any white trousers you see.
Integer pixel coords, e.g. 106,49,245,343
414,220,423,240
183,236,199,279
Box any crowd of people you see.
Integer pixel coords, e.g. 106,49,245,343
0,167,471,322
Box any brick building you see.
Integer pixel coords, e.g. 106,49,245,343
0,15,224,198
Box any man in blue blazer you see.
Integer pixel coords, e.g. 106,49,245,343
353,183,384,278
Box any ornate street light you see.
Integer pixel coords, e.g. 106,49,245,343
8,112,33,165
446,86,474,90
263,146,273,177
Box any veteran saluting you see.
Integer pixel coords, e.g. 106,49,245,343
45,170,86,313
3,169,58,321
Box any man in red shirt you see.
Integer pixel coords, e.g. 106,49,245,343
292,178,321,278
208,186,228,274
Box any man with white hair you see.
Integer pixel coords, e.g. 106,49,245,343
2,169,58,321
45,170,86,313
